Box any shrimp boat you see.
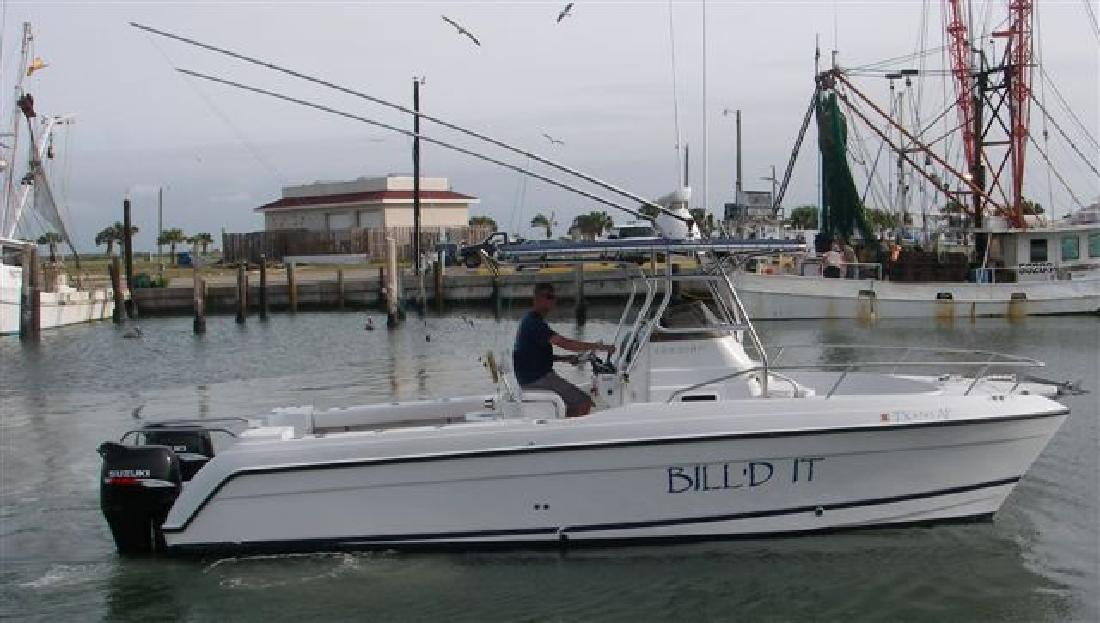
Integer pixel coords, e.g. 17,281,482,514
728,1,1099,319
1,22,113,335
97,239,1072,555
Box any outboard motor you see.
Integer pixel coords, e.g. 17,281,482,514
98,442,182,554
141,425,214,481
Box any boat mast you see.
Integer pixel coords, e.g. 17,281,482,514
2,23,31,239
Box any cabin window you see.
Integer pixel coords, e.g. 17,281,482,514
681,394,718,402
1029,238,1048,263
1061,236,1080,261
1089,233,1100,258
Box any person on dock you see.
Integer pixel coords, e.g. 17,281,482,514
513,283,615,417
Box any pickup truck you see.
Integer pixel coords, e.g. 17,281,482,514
459,232,512,268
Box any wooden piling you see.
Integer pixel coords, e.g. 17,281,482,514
385,237,400,328
336,268,345,310
377,266,386,309
490,276,502,319
287,261,298,313
122,197,136,319
574,262,587,326
258,255,269,319
192,241,206,334
433,247,445,312
236,262,248,324
19,245,39,339
108,256,123,325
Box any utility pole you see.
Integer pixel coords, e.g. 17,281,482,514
735,109,742,196
412,77,423,276
157,187,163,263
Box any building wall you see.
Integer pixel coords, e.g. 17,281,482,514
265,203,469,231
383,204,470,228
266,210,327,231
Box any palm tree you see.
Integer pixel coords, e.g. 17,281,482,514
468,215,498,231
95,226,116,257
37,232,64,263
94,221,138,257
157,228,187,264
192,232,214,254
570,211,613,240
530,213,554,239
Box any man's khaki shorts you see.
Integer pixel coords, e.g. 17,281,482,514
521,371,591,411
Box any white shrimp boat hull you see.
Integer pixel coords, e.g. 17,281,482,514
733,272,1100,320
162,394,1066,552
1,262,114,335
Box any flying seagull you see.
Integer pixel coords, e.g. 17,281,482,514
557,3,574,23
441,15,481,46
541,133,565,146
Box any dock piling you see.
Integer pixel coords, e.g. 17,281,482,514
336,268,345,310
235,261,248,324
434,248,445,312
192,241,206,334
287,261,298,313
385,237,400,328
108,256,123,325
19,245,39,339
574,262,587,326
258,255,268,319
122,197,136,319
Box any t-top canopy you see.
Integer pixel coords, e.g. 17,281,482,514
496,237,808,258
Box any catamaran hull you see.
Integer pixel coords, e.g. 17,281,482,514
162,410,1065,553
732,272,1100,320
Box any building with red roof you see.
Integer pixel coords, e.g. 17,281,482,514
256,175,478,232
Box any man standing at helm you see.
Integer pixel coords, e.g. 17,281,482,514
513,283,615,417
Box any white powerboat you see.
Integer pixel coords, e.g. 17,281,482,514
97,240,1072,555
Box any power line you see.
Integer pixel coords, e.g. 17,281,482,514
176,69,655,223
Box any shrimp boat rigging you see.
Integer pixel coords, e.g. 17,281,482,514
97,25,1072,556
1,22,113,335
731,1,1100,319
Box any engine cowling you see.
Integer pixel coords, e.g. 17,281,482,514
98,442,182,555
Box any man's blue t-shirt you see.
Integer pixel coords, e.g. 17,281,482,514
513,311,557,385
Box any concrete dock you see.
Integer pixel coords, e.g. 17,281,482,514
131,264,666,315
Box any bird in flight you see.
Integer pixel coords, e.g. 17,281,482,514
542,133,565,146
557,3,574,23
442,15,481,46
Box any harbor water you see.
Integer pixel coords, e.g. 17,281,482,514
1,311,1097,622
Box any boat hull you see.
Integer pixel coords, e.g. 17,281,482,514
732,272,1100,320
163,401,1066,553
1,263,113,335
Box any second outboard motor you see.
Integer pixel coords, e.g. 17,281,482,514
141,426,214,481
98,442,182,555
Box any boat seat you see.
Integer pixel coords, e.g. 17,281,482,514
499,358,567,420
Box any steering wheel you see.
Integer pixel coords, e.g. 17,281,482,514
575,351,616,375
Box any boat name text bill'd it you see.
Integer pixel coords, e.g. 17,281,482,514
666,457,824,494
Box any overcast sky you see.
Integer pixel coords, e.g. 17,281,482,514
3,0,1097,250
